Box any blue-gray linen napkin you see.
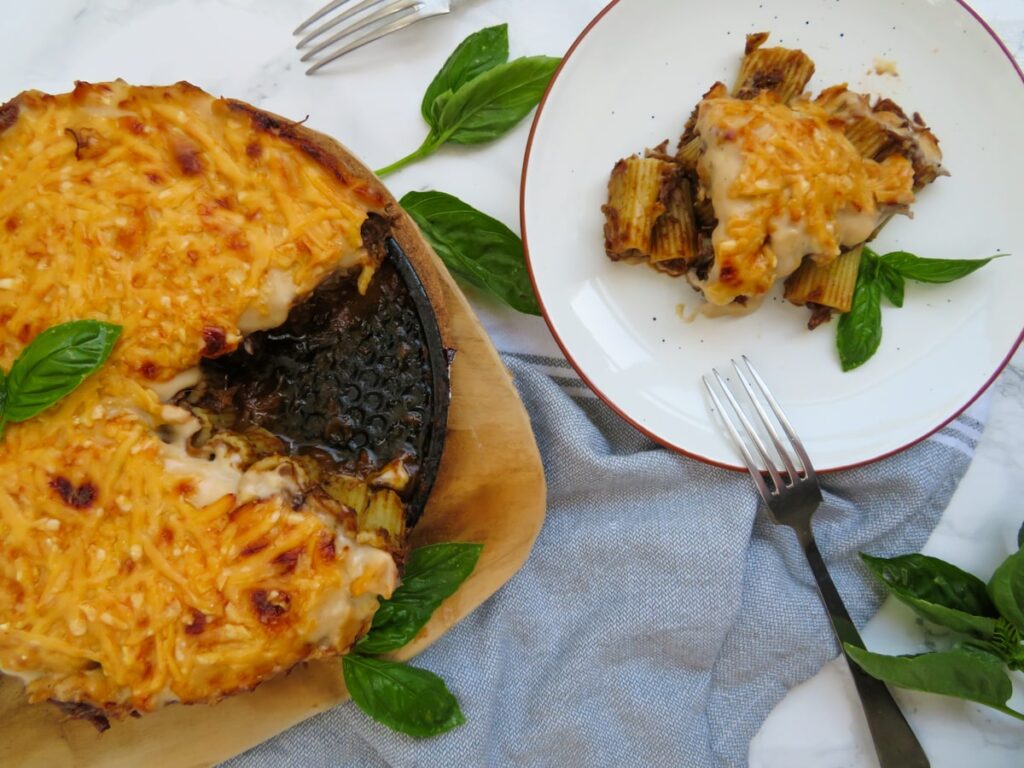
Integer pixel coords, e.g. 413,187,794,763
224,352,984,768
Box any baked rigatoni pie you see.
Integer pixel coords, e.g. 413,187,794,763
0,81,448,727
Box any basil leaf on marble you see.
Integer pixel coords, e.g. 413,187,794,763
376,25,559,176
421,24,509,124
401,190,541,315
845,646,1024,721
5,320,122,424
356,542,483,655
343,654,465,737
861,553,999,637
988,546,1024,634
433,55,560,145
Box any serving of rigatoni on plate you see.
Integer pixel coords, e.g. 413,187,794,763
602,32,946,328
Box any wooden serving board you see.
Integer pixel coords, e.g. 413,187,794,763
0,215,547,767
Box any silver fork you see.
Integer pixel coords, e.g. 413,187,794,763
295,0,452,75
703,357,929,768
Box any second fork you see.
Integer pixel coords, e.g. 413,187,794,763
704,357,930,768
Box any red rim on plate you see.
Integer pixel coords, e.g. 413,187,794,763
520,0,1024,473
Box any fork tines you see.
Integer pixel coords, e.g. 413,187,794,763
702,356,816,495
295,0,451,75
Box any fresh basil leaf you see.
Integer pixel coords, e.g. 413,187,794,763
1017,520,1024,550
880,251,1002,283
836,251,881,371
430,90,453,125
988,546,1024,634
5,320,122,423
845,645,1024,720
861,553,999,637
401,190,541,315
436,55,560,145
421,24,509,125
954,636,1007,662
343,654,465,737
876,261,905,307
357,542,483,655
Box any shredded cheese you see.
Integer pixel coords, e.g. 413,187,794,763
694,92,915,305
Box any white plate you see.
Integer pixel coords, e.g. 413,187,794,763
522,0,1024,471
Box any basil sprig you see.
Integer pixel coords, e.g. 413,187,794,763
847,536,1024,720
401,190,540,315
376,24,560,177
0,320,122,439
836,247,1003,371
420,24,509,123
343,542,482,738
988,546,1024,635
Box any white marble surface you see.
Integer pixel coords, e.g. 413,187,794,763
2,0,1022,766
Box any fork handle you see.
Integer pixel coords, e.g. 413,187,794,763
798,532,930,768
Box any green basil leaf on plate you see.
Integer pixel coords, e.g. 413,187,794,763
988,546,1024,634
876,261,905,308
342,654,465,737
435,55,560,145
422,24,509,125
5,320,122,423
357,542,483,655
401,190,541,315
836,252,881,371
861,553,999,637
844,645,1024,721
1018,520,1024,550
880,251,1002,283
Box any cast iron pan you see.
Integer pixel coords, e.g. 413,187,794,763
189,215,450,525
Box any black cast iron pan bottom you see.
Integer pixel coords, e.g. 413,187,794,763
177,215,450,526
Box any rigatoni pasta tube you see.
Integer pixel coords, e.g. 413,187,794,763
650,173,698,270
784,246,863,313
733,33,815,104
602,156,670,260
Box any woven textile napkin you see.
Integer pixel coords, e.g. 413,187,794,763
224,350,985,768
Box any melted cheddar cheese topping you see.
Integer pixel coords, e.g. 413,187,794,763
0,82,397,716
695,93,915,305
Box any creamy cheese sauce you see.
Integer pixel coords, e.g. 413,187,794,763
238,269,300,335
148,367,202,402
154,404,243,506
308,543,396,647
693,94,908,307
236,461,305,506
